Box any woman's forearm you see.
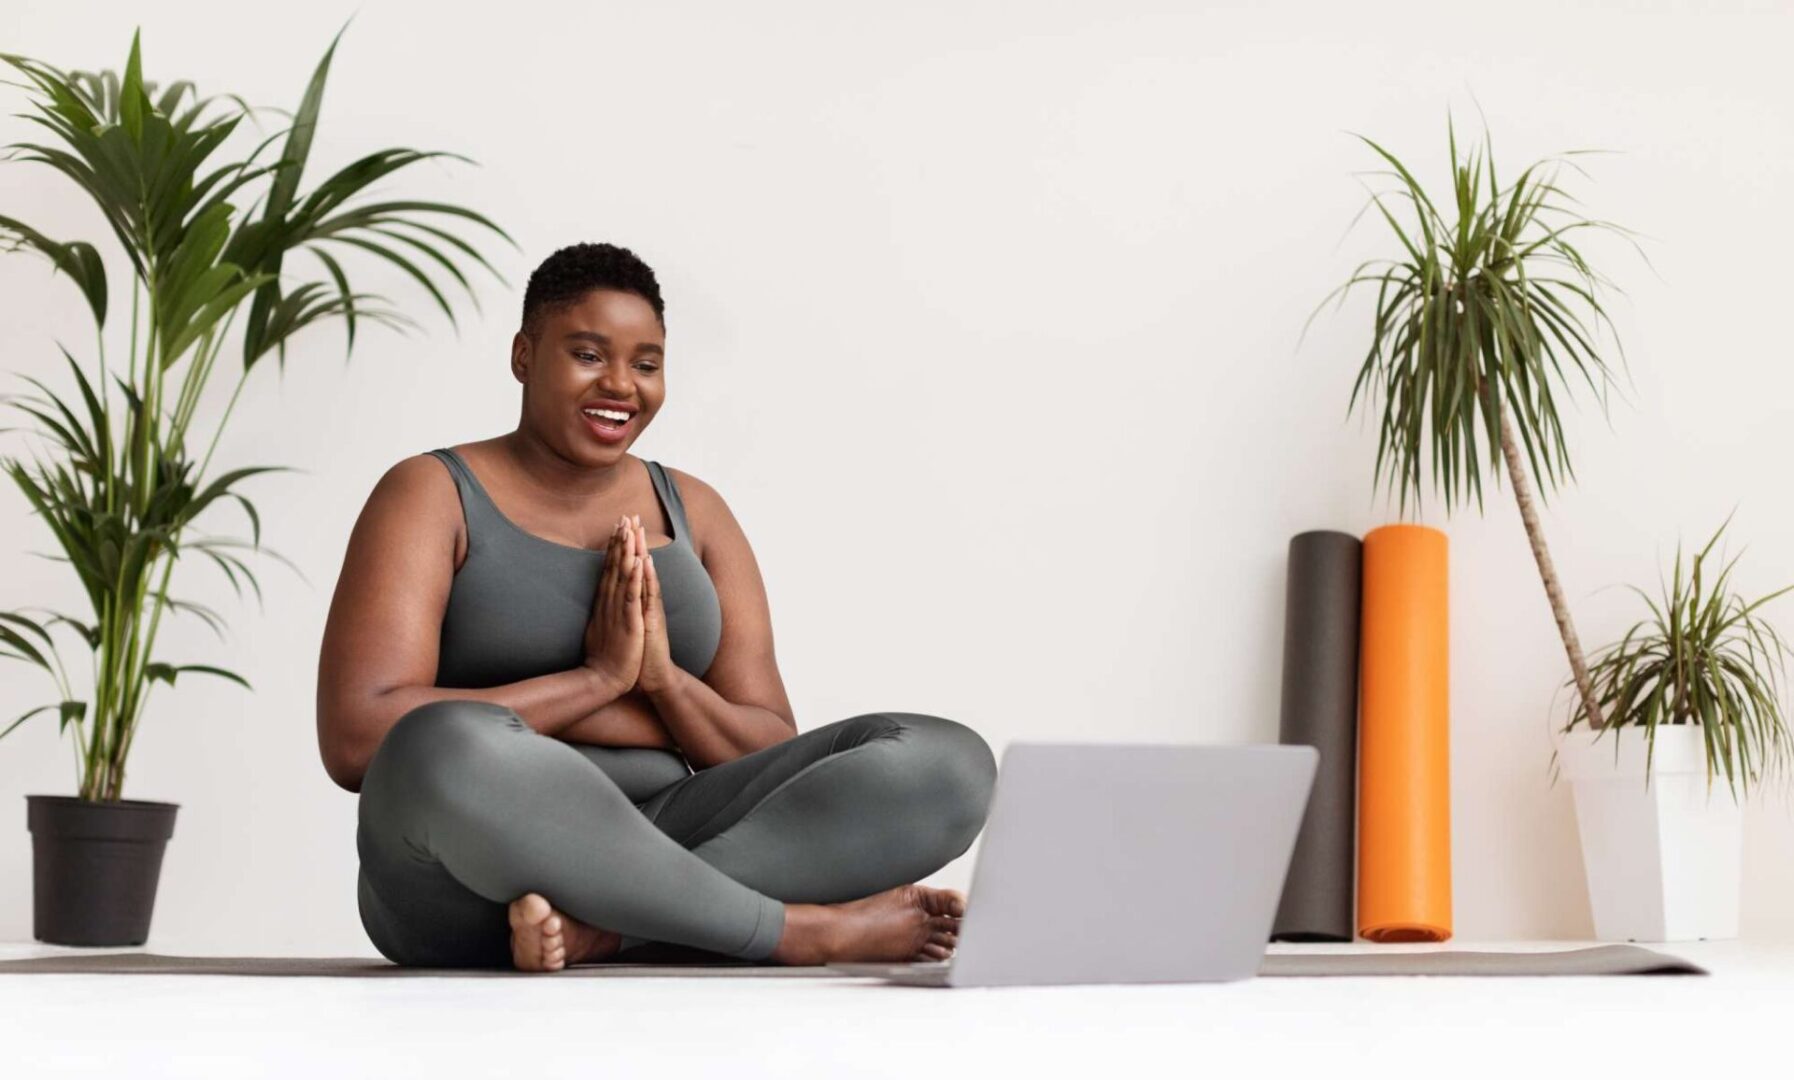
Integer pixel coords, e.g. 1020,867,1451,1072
557,686,681,751
377,666,628,739
329,666,628,791
645,667,795,770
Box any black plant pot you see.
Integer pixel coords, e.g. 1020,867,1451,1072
25,794,179,946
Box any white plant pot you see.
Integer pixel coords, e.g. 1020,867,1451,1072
1556,723,1743,942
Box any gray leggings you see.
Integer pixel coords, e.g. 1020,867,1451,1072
355,700,998,967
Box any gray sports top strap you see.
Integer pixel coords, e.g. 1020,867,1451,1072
644,459,694,545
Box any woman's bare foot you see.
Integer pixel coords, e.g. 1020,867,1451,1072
769,884,966,966
508,892,624,972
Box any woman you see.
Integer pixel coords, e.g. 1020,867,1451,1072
315,242,997,971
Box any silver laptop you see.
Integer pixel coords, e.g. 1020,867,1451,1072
827,741,1317,988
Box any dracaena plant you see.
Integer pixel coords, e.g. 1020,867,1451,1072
1307,116,1647,732
1549,515,1794,801
0,25,514,800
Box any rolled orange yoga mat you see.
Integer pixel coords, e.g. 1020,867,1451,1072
1356,524,1452,942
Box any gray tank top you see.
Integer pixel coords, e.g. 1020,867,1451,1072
427,448,724,689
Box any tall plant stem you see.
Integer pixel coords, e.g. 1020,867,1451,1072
108,329,250,789
79,282,144,796
89,279,158,799
1497,405,1607,730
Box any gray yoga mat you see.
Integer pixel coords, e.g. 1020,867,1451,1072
0,944,1705,977
1272,530,1362,942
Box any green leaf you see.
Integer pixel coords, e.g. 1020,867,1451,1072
0,215,108,325
119,29,146,143
0,703,58,742
145,662,252,691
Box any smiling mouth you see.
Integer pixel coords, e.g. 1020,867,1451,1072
581,407,635,431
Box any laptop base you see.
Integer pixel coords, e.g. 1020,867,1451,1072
826,961,953,986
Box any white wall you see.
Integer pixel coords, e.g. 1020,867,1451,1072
3,0,1791,953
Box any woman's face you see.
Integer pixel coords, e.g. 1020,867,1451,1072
513,288,665,462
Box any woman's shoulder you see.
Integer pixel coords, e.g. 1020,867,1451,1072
334,450,467,571
378,448,463,493
358,450,471,535
388,439,504,488
657,462,726,511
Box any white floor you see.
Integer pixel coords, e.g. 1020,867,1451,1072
4,937,1790,1078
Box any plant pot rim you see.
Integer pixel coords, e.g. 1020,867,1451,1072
1557,721,1704,737
25,794,180,810
1555,722,1727,781
27,794,179,842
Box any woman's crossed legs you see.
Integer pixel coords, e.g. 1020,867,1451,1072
354,700,998,968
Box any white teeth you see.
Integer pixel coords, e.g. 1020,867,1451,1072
584,408,630,422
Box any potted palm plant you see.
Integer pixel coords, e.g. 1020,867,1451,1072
0,25,513,945
1308,117,1644,735
1549,516,1794,941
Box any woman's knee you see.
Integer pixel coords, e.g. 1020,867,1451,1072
867,712,998,847
366,699,521,798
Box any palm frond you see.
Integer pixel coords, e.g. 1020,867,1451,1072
1308,115,1641,513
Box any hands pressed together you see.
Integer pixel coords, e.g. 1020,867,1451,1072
582,514,679,698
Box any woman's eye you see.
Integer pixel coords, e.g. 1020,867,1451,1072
573,351,654,372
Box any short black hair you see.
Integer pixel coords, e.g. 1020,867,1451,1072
520,242,665,341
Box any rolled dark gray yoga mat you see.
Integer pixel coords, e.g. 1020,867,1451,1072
1271,530,1362,943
